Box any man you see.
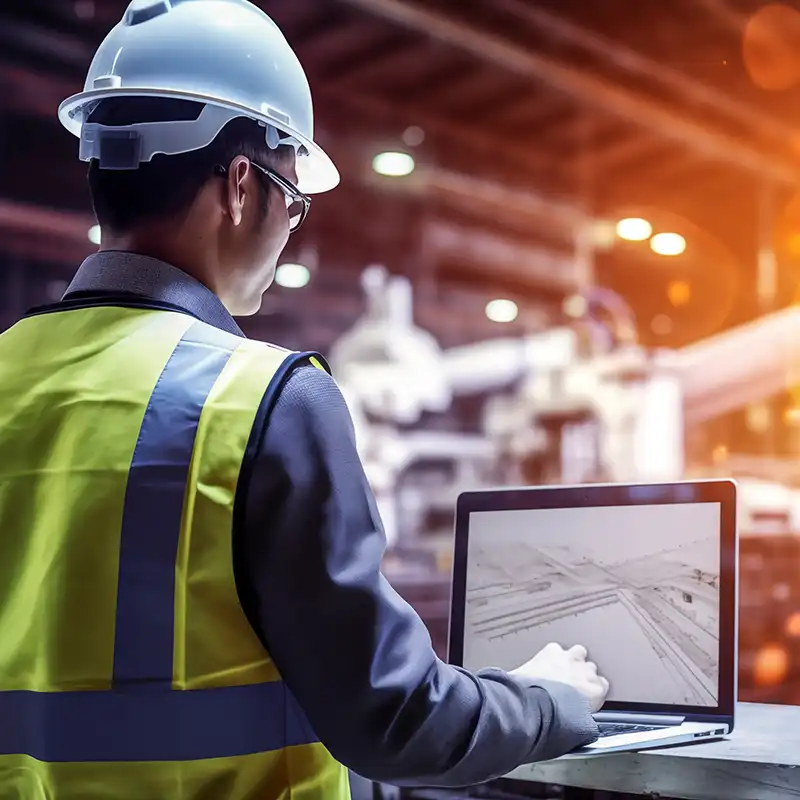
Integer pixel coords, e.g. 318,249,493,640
0,1,608,798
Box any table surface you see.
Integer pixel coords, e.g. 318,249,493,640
519,703,800,800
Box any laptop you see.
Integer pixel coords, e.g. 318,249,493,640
448,479,737,759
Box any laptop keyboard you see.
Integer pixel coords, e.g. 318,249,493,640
597,723,666,738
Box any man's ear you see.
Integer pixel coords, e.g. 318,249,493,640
226,155,252,226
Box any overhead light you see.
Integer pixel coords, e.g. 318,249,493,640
616,217,652,241
485,298,518,323
402,126,426,147
88,224,101,245
590,220,617,250
650,314,673,336
372,151,415,177
651,232,686,256
275,262,310,289
562,294,587,319
74,0,96,20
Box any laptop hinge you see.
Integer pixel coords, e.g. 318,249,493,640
594,711,685,725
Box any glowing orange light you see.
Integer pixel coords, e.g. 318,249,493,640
783,405,800,426
667,280,691,307
788,233,800,257
786,612,800,638
753,643,788,687
742,3,800,91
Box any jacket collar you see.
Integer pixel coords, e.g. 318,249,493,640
66,251,245,337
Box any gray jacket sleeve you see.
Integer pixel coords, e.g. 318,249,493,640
236,363,598,787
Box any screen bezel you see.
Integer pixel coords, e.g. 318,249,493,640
448,479,737,720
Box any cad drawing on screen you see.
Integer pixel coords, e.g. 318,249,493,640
463,503,720,707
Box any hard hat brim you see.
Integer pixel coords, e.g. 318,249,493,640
59,87,340,195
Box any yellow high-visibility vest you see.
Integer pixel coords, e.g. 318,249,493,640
0,301,349,800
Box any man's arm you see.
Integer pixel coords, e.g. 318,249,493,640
235,364,598,787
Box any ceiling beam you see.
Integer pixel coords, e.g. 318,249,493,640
0,199,93,240
692,0,745,31
423,219,580,293
395,166,589,236
316,82,560,181
495,0,793,148
290,15,381,72
573,131,663,177
0,18,91,68
308,37,424,86
0,62,76,118
491,94,572,129
337,0,800,185
0,200,95,265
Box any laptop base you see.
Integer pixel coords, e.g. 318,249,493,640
563,721,730,757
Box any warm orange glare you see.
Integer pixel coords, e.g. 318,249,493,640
746,403,772,433
786,612,800,638
711,444,728,464
753,643,789,687
780,191,800,230
783,405,800,426
667,280,691,307
788,233,800,257
742,3,800,91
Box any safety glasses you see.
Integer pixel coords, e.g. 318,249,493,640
214,161,311,232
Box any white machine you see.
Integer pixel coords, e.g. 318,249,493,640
329,266,498,547
328,266,800,550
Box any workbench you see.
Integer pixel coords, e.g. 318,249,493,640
513,702,800,800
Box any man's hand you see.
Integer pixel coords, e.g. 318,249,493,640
511,642,610,713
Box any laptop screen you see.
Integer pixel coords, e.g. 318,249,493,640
462,502,721,708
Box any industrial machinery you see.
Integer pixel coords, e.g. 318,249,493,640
329,265,497,551
329,268,800,682
330,267,800,543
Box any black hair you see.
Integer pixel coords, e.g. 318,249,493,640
86,97,293,232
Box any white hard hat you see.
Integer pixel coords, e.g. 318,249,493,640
58,0,339,194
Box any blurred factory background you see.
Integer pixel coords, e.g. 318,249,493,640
4,0,800,705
